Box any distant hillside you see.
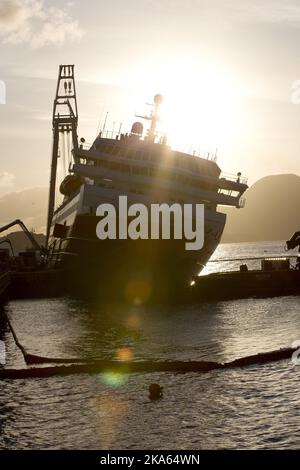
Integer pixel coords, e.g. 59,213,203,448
0,187,48,233
0,231,46,255
222,174,300,243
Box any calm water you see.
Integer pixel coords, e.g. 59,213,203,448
0,241,300,450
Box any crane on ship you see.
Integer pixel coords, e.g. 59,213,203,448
46,65,79,245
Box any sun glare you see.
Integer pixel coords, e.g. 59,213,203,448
125,56,241,155
162,75,236,153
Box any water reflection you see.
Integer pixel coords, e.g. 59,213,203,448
2,296,238,364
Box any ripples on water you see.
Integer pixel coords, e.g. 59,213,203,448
0,241,300,449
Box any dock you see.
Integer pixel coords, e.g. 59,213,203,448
0,244,299,303
191,258,300,301
3,264,300,303
9,268,67,300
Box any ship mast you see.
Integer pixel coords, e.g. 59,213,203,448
136,94,163,141
46,65,79,245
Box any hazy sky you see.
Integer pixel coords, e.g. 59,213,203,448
0,0,300,196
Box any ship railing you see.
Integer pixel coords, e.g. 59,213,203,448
99,130,123,140
173,143,218,162
77,142,94,151
220,172,248,185
76,137,218,163
76,136,124,152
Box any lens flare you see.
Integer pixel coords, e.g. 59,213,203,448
101,370,128,387
116,347,133,362
125,312,141,329
124,279,152,305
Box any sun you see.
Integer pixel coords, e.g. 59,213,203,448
125,56,241,156
159,68,239,155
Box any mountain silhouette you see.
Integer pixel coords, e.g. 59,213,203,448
222,174,300,242
0,187,47,254
0,231,46,255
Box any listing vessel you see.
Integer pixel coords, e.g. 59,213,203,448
46,65,248,302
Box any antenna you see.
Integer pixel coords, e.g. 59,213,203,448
102,112,109,135
96,106,105,137
118,122,123,136
136,94,163,140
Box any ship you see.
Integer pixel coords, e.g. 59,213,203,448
46,65,248,303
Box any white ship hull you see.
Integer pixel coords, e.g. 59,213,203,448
49,184,226,302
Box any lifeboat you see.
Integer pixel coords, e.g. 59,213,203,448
60,175,82,196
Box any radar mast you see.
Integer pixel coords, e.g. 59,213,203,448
136,94,163,141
